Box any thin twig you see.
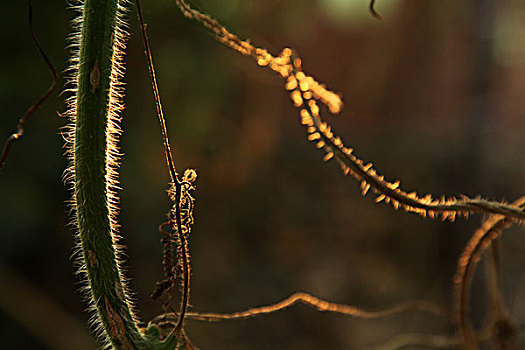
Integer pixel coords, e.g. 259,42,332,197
1,1,58,170
175,0,525,222
136,0,176,184
288,58,525,221
150,292,451,324
454,196,525,350
136,0,191,335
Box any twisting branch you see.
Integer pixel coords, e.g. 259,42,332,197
174,1,342,113
1,1,58,170
174,0,525,222
287,58,525,222
149,292,451,323
136,0,195,337
454,196,525,350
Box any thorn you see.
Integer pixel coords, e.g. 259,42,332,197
362,183,371,196
363,163,373,171
323,152,334,161
390,180,400,190
375,194,386,203
422,194,432,204
308,132,321,141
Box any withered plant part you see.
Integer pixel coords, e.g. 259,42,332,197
47,0,523,347
454,196,525,350
1,1,57,170
186,292,452,322
172,1,525,348
150,222,176,306
149,292,453,347
175,0,525,222
288,64,525,221
136,0,197,337
149,291,450,324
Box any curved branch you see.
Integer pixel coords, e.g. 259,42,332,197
150,292,450,324
453,196,525,350
1,1,58,170
174,0,525,222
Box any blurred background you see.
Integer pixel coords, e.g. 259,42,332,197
2,0,525,349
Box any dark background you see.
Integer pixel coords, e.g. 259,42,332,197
1,0,525,349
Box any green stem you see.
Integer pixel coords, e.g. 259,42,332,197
73,0,144,348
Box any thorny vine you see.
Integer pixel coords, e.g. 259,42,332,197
174,0,525,222
4,0,524,349
163,0,525,348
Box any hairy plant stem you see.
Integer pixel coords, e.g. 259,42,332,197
74,0,143,348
